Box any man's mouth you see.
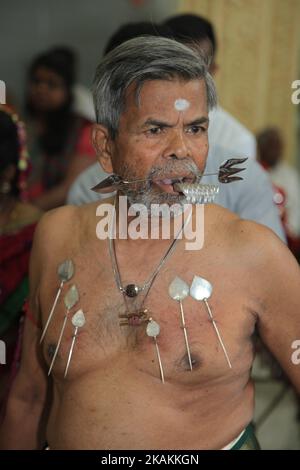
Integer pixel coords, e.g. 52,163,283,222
152,176,197,194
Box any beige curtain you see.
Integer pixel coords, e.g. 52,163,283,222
177,0,300,163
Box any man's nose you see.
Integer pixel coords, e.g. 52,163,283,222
162,129,190,160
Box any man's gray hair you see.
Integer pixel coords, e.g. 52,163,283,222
93,36,217,139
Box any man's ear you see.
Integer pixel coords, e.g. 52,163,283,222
209,61,218,76
92,124,114,174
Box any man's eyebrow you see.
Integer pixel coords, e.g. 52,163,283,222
141,119,172,129
186,117,209,126
140,116,209,129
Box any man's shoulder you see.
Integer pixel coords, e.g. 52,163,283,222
208,203,285,256
29,202,106,295
229,216,289,265
32,203,99,254
35,204,80,236
232,217,300,305
205,202,239,227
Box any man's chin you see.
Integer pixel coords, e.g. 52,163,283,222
129,192,176,204
148,186,183,203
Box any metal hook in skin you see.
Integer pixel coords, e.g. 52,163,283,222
91,158,248,193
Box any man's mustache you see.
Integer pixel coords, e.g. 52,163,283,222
147,159,202,182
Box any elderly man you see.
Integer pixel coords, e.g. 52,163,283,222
67,21,285,242
1,37,299,451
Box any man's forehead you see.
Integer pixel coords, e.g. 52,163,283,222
124,78,206,114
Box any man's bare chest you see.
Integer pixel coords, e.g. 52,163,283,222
39,241,259,383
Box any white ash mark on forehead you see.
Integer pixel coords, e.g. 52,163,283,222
174,99,190,111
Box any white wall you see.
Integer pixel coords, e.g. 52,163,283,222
0,0,178,109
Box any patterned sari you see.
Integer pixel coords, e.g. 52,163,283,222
0,203,41,404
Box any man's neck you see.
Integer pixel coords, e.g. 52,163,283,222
115,197,190,247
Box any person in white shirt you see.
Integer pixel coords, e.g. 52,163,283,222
73,83,95,122
208,106,256,161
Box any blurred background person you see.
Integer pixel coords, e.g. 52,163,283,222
0,105,42,405
102,20,172,54
25,48,96,210
163,14,256,160
51,47,96,122
257,127,300,259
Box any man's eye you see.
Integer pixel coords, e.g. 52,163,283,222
147,127,163,135
186,125,207,135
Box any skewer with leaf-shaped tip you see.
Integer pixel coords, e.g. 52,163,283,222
40,259,74,344
146,318,165,384
48,284,79,376
64,309,86,378
168,277,193,371
190,276,232,369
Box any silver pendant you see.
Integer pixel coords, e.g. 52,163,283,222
190,276,232,369
40,259,75,344
169,277,193,371
123,284,140,298
146,319,165,383
119,308,149,326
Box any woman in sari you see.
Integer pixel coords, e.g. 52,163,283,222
25,48,96,210
0,105,42,404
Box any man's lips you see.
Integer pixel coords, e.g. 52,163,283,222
151,176,197,193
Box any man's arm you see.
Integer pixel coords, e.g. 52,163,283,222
248,222,300,392
0,215,52,449
0,317,49,449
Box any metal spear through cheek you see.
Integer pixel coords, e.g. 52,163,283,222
91,158,248,195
